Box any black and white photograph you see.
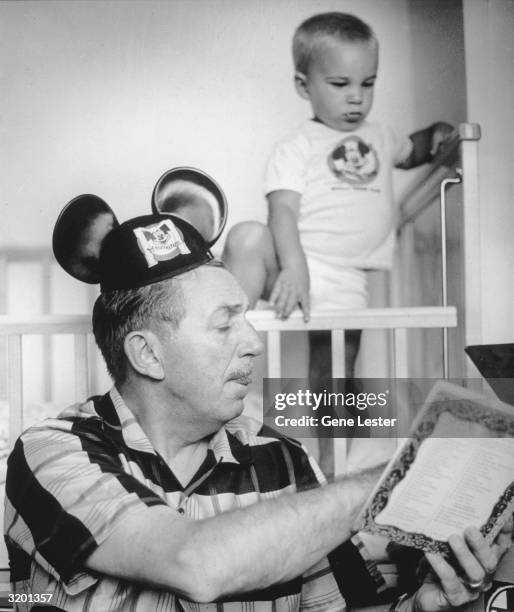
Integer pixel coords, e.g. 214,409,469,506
1,1,513,610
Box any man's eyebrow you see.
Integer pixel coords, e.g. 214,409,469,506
212,303,248,316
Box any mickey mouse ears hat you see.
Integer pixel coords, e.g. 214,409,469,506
152,167,227,247
53,168,226,292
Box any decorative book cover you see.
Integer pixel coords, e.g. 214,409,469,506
356,381,514,555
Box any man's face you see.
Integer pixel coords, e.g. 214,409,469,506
159,265,263,435
298,39,378,132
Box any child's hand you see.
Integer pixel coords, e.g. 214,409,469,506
430,122,454,157
270,262,310,322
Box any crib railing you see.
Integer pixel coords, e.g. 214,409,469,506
247,307,456,378
393,122,481,379
0,307,457,448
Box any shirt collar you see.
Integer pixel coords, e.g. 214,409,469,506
108,387,253,465
209,426,253,465
109,387,157,454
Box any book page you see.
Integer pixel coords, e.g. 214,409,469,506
375,430,514,541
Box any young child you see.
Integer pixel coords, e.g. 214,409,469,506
223,12,452,476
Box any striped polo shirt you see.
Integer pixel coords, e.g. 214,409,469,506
4,388,386,612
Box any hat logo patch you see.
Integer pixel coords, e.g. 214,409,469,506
133,219,191,267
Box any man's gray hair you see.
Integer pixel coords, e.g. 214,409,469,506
92,278,185,384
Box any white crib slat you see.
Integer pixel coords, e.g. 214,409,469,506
330,329,346,378
392,328,409,447
333,440,347,476
330,330,347,476
74,334,89,401
393,328,408,378
8,335,23,448
460,134,483,370
0,255,8,313
87,286,100,395
42,256,53,402
267,331,281,378
0,256,8,401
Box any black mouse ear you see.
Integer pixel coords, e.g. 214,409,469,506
52,194,119,283
151,167,227,247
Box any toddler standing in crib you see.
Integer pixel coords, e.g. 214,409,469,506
223,12,453,477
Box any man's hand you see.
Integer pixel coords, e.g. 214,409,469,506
270,261,310,322
429,122,454,158
407,520,513,612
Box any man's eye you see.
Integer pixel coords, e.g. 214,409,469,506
330,82,347,88
362,81,375,88
216,324,231,332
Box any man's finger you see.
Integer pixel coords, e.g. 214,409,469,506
425,553,476,607
492,517,513,559
449,532,489,584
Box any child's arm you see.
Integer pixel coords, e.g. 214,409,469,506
397,122,454,169
267,190,310,322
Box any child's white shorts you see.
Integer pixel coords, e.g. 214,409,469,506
307,259,368,311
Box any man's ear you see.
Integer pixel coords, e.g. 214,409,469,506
124,330,164,381
294,72,310,100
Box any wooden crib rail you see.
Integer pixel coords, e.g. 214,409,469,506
0,306,457,448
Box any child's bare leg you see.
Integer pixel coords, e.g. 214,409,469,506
311,329,362,479
222,221,278,307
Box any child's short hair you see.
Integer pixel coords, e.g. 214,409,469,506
293,12,376,74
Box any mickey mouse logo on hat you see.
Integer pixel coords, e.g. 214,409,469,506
133,219,191,267
53,167,227,291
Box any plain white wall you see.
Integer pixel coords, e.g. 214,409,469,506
1,0,426,254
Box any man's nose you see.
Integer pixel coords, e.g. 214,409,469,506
240,319,264,358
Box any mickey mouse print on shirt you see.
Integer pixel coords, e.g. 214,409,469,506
327,135,379,184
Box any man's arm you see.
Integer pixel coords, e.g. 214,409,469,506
267,189,310,321
397,122,454,169
85,463,383,602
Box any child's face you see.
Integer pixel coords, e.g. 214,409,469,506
296,39,378,132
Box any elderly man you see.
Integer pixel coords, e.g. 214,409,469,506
4,177,511,612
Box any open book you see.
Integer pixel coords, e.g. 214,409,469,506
355,381,514,554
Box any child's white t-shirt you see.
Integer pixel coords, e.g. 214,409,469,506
264,119,413,271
